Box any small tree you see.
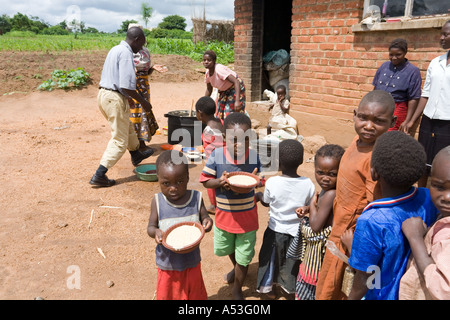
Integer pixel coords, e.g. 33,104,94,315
84,27,99,34
58,20,68,31
0,14,12,34
141,3,153,28
158,15,187,31
11,12,33,31
117,19,138,33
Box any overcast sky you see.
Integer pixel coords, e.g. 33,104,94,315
0,0,235,32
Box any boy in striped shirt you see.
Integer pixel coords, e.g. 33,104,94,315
200,112,263,300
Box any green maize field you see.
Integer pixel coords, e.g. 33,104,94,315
0,33,234,64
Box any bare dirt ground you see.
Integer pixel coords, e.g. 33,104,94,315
0,51,335,300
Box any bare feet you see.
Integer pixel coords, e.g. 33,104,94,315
232,286,245,300
224,269,244,299
223,269,235,284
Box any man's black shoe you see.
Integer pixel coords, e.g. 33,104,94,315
89,174,116,187
131,148,155,166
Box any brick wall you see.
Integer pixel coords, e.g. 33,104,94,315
234,0,448,144
290,0,446,121
234,0,263,101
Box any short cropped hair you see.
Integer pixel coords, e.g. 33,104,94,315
359,90,395,116
315,144,345,166
279,139,304,170
389,38,408,53
371,131,426,188
195,96,216,115
276,85,286,93
126,26,144,40
223,112,252,130
431,145,450,175
203,50,217,62
156,150,189,176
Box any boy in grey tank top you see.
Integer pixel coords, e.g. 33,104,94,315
147,151,213,300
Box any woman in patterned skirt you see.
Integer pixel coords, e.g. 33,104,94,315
128,24,167,151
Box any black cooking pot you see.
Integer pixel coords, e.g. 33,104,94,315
164,110,205,146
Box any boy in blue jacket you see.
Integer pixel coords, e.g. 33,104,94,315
344,131,438,300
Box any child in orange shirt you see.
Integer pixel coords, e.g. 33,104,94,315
315,90,397,300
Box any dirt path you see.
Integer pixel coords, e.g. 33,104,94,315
0,51,322,300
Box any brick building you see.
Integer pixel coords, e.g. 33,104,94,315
233,0,450,145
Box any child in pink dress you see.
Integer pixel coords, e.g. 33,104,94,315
203,50,246,119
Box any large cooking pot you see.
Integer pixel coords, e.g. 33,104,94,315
164,110,205,146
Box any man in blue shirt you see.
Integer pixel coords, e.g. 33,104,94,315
90,27,154,187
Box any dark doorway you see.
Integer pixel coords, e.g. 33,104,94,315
262,0,293,97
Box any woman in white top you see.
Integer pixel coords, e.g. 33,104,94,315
405,20,450,187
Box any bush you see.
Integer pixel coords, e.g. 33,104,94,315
38,68,91,91
168,29,192,39
148,28,192,39
5,30,37,37
189,41,235,65
40,26,70,35
144,39,234,65
157,15,187,31
149,27,168,39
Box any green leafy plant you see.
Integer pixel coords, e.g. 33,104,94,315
38,67,91,91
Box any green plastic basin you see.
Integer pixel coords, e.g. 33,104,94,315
135,164,158,182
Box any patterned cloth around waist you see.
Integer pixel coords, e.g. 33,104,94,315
287,217,332,284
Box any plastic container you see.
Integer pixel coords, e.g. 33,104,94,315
164,110,204,147
161,144,173,150
186,151,202,163
181,147,196,153
134,164,158,182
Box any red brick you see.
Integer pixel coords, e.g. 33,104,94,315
319,43,335,50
